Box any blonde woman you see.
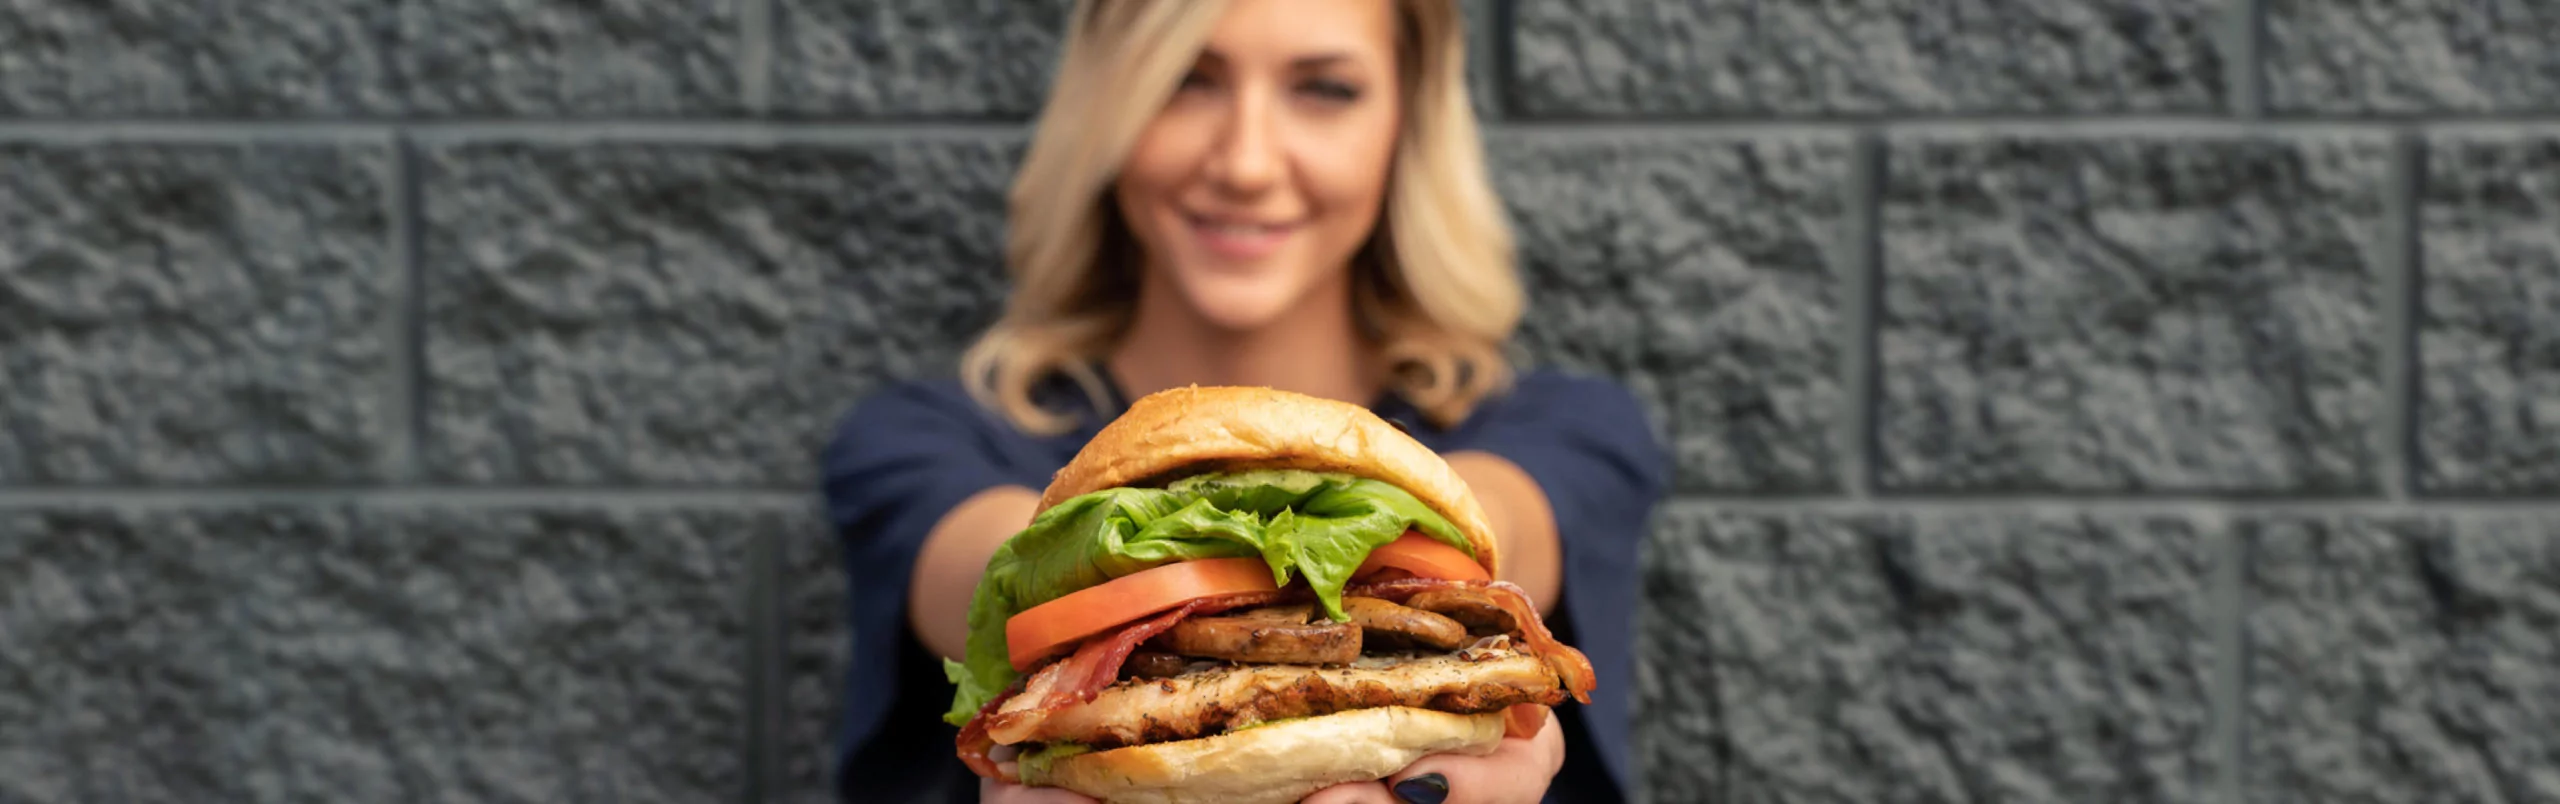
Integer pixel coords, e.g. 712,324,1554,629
820,1,1668,802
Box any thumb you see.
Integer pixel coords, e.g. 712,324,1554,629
1377,710,1565,804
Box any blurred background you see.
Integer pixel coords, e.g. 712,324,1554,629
3,1,2555,802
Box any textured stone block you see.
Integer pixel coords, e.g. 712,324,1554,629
419,138,1017,485
2266,0,2560,114
1510,0,2224,117
1491,132,1854,492
0,141,395,484
0,501,783,803
773,0,1071,118
2246,513,2560,804
1636,507,2219,803
0,0,389,115
784,520,850,804
1877,133,2393,493
0,506,241,803
2417,132,2560,495
0,0,737,117
773,0,1505,121
392,0,741,116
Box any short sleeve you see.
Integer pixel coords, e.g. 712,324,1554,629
1457,371,1672,793
817,381,1022,767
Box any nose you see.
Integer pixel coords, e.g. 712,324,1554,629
1206,83,1282,194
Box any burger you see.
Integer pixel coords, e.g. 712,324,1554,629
945,385,1597,804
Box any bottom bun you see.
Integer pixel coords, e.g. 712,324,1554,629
1020,706,1506,804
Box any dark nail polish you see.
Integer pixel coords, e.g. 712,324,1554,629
1392,772,1449,804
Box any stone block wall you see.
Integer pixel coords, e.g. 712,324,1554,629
3,1,2554,802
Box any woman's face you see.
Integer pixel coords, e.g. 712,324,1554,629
1114,0,1404,334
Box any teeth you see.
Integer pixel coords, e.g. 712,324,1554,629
1200,220,1275,234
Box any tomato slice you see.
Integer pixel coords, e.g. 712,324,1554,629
1355,531,1490,582
1005,557,1279,670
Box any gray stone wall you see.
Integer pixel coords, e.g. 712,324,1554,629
3,1,2553,803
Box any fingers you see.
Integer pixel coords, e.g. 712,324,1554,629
1376,709,1567,804
1297,709,1567,804
1300,780,1396,804
978,776,1101,803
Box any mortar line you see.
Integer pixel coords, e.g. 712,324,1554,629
1480,0,1512,122
8,489,2545,514
3,117,2556,142
739,0,775,116
0,487,818,508
1649,494,2560,517
0,120,1031,143
2385,131,2426,501
1839,131,1885,499
2210,514,2250,804
1494,118,2423,140
2227,0,2266,118
385,134,423,483
742,527,785,804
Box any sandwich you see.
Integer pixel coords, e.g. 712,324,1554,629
945,385,1597,804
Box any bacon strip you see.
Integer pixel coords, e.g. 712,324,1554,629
1347,579,1596,704
959,590,1298,776
1039,590,1296,710
953,678,1027,780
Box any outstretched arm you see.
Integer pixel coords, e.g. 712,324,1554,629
907,485,1044,662
1446,452,1563,616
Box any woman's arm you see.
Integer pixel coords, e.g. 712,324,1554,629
1444,452,1563,616
907,485,1044,663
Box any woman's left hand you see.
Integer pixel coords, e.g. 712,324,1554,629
1297,708,1566,804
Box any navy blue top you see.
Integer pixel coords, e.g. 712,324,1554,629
818,367,1670,804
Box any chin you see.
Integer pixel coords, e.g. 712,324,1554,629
1172,272,1315,333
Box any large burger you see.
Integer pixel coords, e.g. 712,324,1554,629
945,385,1597,804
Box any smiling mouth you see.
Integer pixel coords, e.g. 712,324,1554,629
1186,214,1299,261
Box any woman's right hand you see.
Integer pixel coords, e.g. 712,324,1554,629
979,778,1098,803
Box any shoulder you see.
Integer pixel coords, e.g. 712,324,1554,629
1451,368,1658,445
1439,367,1671,496
822,376,1042,475
831,377,990,440
819,377,1031,530
1475,368,1650,422
824,372,1108,465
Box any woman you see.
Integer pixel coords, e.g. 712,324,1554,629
820,0,1668,801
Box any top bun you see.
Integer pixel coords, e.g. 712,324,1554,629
1037,385,1500,576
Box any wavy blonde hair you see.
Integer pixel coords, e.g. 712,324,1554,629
961,0,1521,434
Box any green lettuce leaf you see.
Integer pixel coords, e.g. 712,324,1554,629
1014,742,1090,784
940,469,1470,725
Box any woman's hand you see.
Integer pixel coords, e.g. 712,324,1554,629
1298,708,1567,804
979,778,1097,804
977,745,1099,803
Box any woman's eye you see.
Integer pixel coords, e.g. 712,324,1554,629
1177,70,1216,92
1301,79,1361,103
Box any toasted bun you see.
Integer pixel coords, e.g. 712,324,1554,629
1037,386,1500,575
1022,707,1505,804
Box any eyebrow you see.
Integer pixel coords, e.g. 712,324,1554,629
1196,49,1365,70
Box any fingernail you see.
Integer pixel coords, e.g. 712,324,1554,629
1392,773,1448,804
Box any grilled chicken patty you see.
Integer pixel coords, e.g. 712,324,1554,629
1008,648,1565,748
1141,596,1492,665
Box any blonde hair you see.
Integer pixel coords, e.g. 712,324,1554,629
961,0,1522,434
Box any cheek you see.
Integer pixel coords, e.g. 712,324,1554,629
1303,124,1399,246
1117,121,1213,239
